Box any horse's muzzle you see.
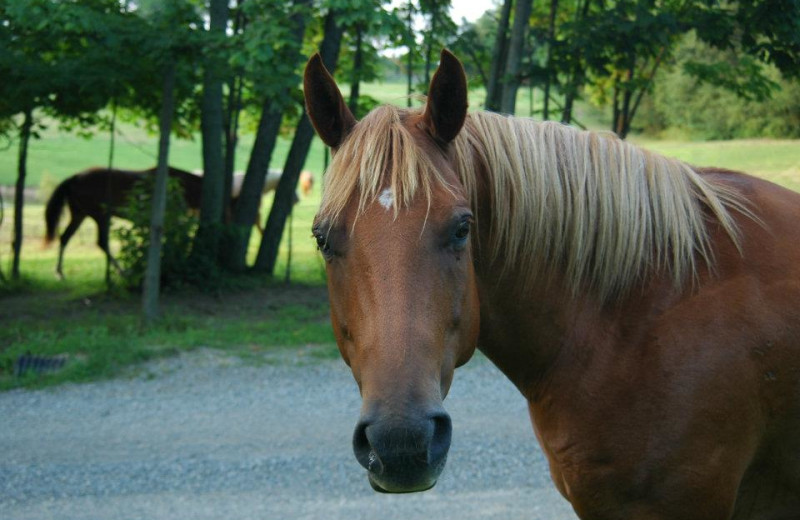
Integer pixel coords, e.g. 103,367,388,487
352,408,452,493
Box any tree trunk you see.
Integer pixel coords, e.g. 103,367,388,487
406,1,414,106
142,61,176,324
0,187,6,282
500,0,533,114
192,0,228,265
561,0,590,124
612,83,620,135
254,11,345,274
616,66,635,138
348,24,364,115
11,107,32,280
542,0,559,120
486,0,513,111
224,0,309,271
223,0,246,207
561,81,575,123
224,74,242,207
224,109,282,271
616,48,665,140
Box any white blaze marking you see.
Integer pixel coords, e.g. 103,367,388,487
378,188,394,210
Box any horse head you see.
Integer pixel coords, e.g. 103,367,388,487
305,50,480,493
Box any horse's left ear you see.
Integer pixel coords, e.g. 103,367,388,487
422,49,468,144
304,53,357,149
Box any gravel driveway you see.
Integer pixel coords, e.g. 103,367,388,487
1,349,578,520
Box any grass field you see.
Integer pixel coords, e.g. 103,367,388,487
1,81,799,390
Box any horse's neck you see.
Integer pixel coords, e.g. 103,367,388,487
473,261,673,401
473,270,571,397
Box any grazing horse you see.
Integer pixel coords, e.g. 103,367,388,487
304,50,800,518
299,170,314,197
45,166,203,278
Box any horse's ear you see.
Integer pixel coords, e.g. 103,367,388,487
422,49,468,144
304,53,356,149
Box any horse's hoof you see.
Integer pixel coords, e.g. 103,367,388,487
55,272,65,281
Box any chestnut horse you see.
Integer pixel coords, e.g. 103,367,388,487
305,50,800,518
45,166,203,278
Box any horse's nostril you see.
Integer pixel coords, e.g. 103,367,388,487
353,420,384,475
428,412,452,467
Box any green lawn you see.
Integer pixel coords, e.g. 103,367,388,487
631,138,800,191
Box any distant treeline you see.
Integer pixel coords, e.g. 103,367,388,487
638,34,800,140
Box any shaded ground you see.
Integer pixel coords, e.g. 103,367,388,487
0,349,578,520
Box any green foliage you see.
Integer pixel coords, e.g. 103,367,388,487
114,177,198,290
638,35,800,139
235,0,310,103
0,0,204,140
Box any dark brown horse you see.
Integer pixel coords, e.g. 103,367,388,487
304,50,800,518
44,166,203,278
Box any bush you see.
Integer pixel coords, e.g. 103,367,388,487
114,176,198,291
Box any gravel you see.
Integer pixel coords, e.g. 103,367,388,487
0,349,578,520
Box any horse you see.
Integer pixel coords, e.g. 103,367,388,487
299,170,314,197
44,166,204,279
304,50,800,518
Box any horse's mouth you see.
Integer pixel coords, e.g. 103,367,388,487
367,473,437,494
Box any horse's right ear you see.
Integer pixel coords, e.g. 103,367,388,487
304,54,356,149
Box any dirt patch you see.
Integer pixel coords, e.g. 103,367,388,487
2,282,329,324
161,283,329,319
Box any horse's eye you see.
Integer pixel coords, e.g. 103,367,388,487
454,222,470,240
312,228,332,257
452,217,472,251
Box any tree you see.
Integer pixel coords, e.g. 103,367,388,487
224,0,313,271
337,0,400,117
485,0,513,111
641,32,800,139
0,0,147,279
142,61,177,323
541,0,559,120
419,0,455,88
223,0,247,208
254,8,347,274
584,0,800,137
500,0,534,114
138,0,200,320
191,0,229,268
450,11,496,87
401,1,417,105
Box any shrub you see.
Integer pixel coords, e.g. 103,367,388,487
114,176,198,290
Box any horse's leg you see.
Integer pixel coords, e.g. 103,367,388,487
96,216,123,275
56,215,84,280
255,199,264,236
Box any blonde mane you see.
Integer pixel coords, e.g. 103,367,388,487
318,105,746,302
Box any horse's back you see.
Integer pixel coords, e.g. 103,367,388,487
62,168,142,213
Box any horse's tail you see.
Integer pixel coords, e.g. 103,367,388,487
44,177,72,246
